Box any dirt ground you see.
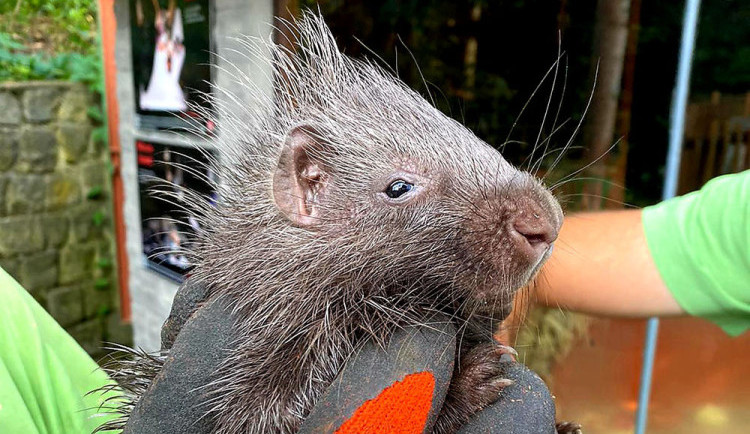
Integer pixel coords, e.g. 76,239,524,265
552,316,750,433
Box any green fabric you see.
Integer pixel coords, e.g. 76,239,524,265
0,267,120,433
642,170,750,336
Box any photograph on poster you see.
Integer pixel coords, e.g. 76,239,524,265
130,0,213,131
136,140,217,281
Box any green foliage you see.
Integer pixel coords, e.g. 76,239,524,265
0,0,98,54
1,0,109,150
87,104,103,122
0,33,63,80
96,257,112,269
91,126,107,145
94,277,110,290
0,0,103,93
96,304,112,317
0,32,103,91
91,209,105,227
86,185,104,200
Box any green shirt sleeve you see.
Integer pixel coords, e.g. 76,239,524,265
642,170,750,336
0,267,121,433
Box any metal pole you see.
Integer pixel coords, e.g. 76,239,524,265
634,0,701,432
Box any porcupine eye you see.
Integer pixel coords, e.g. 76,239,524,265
385,180,414,198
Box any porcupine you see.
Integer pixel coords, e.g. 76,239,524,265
108,11,576,434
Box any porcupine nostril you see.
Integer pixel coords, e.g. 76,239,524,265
509,205,558,260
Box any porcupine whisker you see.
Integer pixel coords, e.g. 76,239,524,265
545,61,600,182
552,176,626,191
538,39,570,176
502,57,562,155
527,50,565,173
550,136,622,190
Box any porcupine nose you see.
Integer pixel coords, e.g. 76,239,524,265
509,199,559,260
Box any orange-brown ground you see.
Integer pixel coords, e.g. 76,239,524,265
551,317,750,433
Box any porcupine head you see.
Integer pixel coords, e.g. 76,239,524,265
171,10,564,433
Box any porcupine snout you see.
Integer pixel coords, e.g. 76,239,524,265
455,167,562,317
507,185,562,266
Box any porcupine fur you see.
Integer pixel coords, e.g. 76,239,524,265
102,11,567,434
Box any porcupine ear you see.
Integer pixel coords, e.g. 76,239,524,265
272,125,331,227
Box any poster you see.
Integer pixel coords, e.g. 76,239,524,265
137,140,217,281
130,0,214,132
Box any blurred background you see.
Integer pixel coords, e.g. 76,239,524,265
0,0,748,433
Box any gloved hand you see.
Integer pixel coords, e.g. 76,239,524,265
299,317,558,434
124,280,559,433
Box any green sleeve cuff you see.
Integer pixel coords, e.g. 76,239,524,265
642,171,750,336
0,267,122,432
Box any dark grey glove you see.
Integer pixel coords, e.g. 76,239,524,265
125,280,560,433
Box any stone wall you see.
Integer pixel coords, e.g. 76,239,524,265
0,81,132,356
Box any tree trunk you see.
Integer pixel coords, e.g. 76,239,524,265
607,0,641,209
460,2,483,101
581,0,631,210
274,0,300,51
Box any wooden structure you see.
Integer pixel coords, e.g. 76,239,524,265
679,91,750,194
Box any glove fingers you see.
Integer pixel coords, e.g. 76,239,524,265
161,279,210,351
125,296,235,434
455,361,557,434
299,315,457,434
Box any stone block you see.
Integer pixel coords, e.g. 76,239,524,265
0,128,19,170
67,318,104,355
17,126,57,173
19,250,58,291
89,126,108,157
94,238,113,265
22,86,61,123
69,205,99,242
0,176,7,216
106,314,134,347
0,216,43,256
59,242,95,284
40,213,69,248
6,174,46,215
46,171,81,211
0,257,20,279
80,161,109,196
0,92,22,125
58,88,92,122
47,285,83,327
82,281,112,318
57,122,92,164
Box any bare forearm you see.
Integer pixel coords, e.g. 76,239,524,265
534,210,684,318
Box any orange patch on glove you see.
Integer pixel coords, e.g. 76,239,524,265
335,371,435,434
